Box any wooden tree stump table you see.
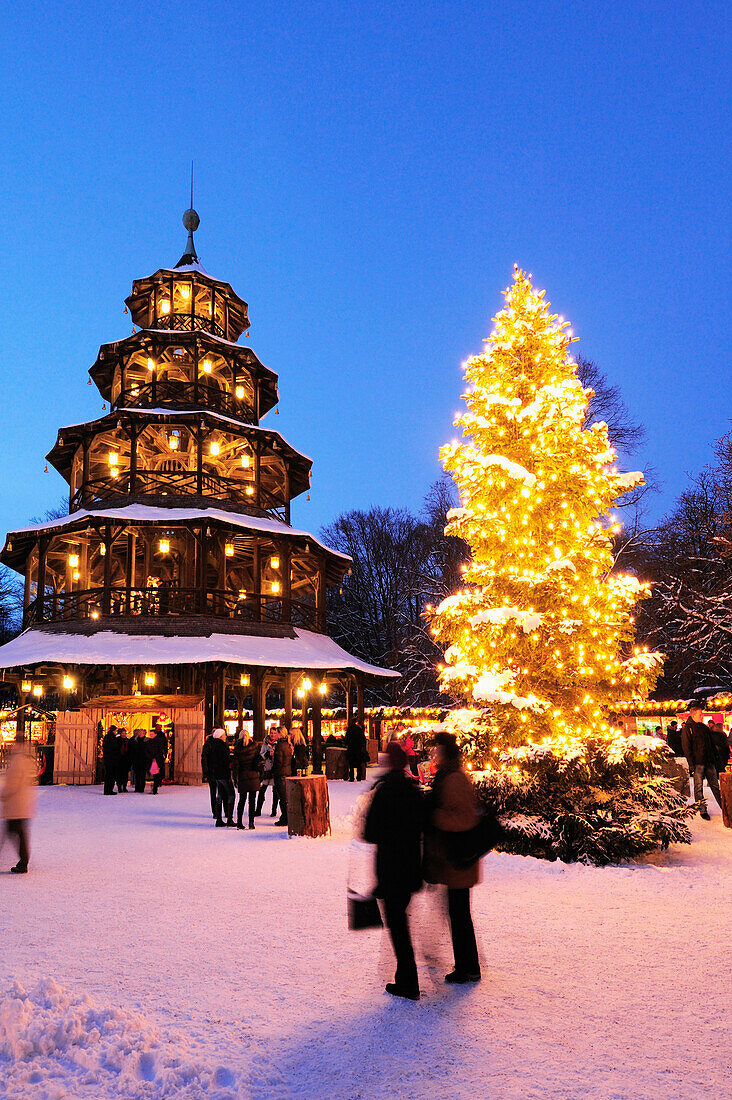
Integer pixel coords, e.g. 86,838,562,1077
325,746,347,780
720,771,732,829
285,775,331,837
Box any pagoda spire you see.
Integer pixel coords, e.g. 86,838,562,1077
176,162,200,267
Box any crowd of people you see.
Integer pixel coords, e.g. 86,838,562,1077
658,707,731,819
363,731,492,1001
101,723,168,796
201,723,310,830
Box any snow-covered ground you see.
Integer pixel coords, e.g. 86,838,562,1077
0,779,729,1099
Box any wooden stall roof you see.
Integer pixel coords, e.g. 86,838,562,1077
81,694,204,712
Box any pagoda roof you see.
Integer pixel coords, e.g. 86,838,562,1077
0,625,398,679
1,504,349,582
46,409,312,495
125,268,249,339
89,330,279,413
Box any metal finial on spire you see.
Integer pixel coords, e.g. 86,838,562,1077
177,161,200,267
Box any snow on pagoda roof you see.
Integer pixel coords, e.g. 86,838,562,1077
7,504,349,561
0,626,399,678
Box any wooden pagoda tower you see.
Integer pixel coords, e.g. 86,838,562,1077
0,209,396,779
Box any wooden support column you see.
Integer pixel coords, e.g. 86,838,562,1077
254,441,261,509
284,670,293,731
125,532,134,613
346,678,354,723
128,424,138,494
196,424,203,496
102,523,112,615
81,439,90,507
253,669,266,743
193,342,200,405
254,378,260,425
252,543,261,623
198,524,208,612
216,666,226,730
281,542,291,624
356,673,365,728
36,537,47,623
283,466,291,526
204,668,215,739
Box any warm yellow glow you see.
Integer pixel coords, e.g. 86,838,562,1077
240,673,250,687
147,358,155,371
169,435,179,451
303,678,312,691
32,684,43,697
203,360,212,374
225,543,234,557
246,486,254,496
160,300,170,315
270,581,280,594
62,676,73,690
296,688,305,699
159,539,170,554
180,284,190,300
235,385,245,399
319,682,327,695
91,609,100,620
100,544,106,557
21,680,31,693
108,452,118,466
72,570,80,581
238,588,247,601
68,554,79,568
144,672,156,687
241,454,250,468
270,556,280,570
210,440,220,456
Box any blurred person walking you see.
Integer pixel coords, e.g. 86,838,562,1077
1,732,37,874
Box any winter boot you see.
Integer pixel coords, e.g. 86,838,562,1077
385,983,419,1001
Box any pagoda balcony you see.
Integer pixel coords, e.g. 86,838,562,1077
70,471,287,522
152,312,226,339
117,379,255,422
24,586,320,632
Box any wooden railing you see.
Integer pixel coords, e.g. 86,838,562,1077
70,470,286,520
24,587,319,631
153,313,225,338
117,379,253,422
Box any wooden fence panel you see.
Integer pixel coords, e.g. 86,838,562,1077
173,709,205,785
54,710,100,785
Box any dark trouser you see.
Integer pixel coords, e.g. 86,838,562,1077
347,756,365,782
693,765,722,810
256,778,278,816
237,789,256,828
275,776,289,822
116,765,129,792
134,769,147,793
383,891,419,994
6,819,30,870
208,780,217,817
408,757,419,777
447,887,480,976
151,770,163,794
215,779,235,823
103,766,116,795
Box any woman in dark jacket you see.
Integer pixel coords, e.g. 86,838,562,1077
290,727,309,774
423,731,482,985
132,733,149,792
147,726,168,795
232,731,262,830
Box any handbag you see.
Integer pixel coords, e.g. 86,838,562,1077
443,813,502,870
150,759,160,776
347,890,383,930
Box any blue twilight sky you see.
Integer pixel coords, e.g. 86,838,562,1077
0,0,728,542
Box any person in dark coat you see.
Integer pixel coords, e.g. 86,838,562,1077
273,731,294,826
255,727,279,817
666,720,683,757
290,726,309,774
116,728,130,792
345,719,367,782
147,725,167,795
201,731,217,818
710,722,730,774
209,728,235,827
363,741,423,1000
681,705,722,819
102,726,119,796
132,733,148,792
232,731,261,830
424,731,482,984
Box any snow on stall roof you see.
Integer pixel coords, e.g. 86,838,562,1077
0,626,399,677
7,505,349,561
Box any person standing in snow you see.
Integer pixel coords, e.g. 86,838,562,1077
102,725,119,796
116,728,130,792
345,718,367,782
290,726,309,774
201,730,217,818
147,724,167,795
681,705,723,820
666,720,683,757
232,730,261,830
273,728,294,826
1,732,37,874
402,730,419,777
209,728,235,827
423,731,482,984
709,721,730,776
132,732,148,792
255,726,279,817
363,740,423,1001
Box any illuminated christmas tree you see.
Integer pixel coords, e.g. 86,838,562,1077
432,267,664,766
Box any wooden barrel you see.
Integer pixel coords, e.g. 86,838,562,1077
325,746,347,780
